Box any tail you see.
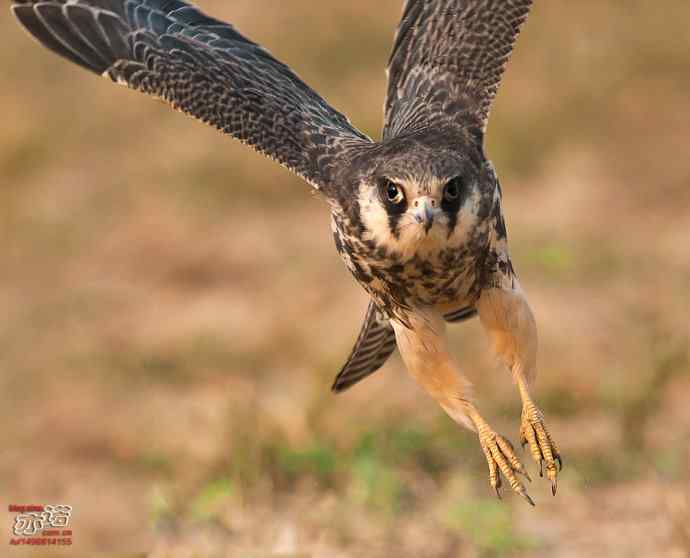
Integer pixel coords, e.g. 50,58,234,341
331,301,397,393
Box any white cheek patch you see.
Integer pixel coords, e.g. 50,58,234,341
358,185,433,258
358,186,396,245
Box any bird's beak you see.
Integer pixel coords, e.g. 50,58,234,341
412,196,438,234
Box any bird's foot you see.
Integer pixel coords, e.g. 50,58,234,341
476,421,534,506
520,402,562,495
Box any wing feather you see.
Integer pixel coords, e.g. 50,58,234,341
384,0,533,140
11,0,372,191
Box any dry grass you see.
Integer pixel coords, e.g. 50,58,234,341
1,1,689,557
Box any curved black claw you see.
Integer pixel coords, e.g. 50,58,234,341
520,404,562,495
522,491,536,507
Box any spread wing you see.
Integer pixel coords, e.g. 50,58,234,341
11,0,372,191
383,0,533,141
332,301,397,394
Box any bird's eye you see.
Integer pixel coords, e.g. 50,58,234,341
444,179,460,202
385,181,405,205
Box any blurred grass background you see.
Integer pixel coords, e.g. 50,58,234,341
1,1,689,557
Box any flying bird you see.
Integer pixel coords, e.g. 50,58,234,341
11,0,561,504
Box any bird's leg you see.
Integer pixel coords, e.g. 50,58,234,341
391,309,533,505
477,284,562,495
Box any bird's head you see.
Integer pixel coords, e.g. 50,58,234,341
351,135,495,259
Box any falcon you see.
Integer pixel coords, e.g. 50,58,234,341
11,0,561,504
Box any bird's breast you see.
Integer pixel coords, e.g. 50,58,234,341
332,210,491,316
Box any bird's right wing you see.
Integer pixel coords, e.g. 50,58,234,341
332,301,397,393
11,0,372,191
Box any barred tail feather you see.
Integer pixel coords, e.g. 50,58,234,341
332,301,397,393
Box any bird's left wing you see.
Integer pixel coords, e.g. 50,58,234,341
11,0,372,191
383,0,533,141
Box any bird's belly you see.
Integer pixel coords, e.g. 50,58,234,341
332,222,487,317
342,248,481,312
383,258,479,307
